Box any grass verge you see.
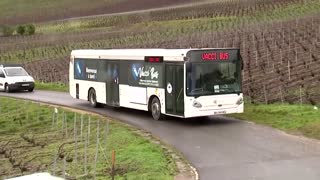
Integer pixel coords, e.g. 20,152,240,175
35,81,69,92
228,103,320,140
0,97,176,179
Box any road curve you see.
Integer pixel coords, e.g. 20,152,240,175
1,90,320,180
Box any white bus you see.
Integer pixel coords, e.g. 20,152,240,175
69,49,243,120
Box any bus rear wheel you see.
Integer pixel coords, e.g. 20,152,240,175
89,89,98,107
151,97,163,120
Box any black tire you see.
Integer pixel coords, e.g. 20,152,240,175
28,88,34,92
151,97,163,120
88,89,98,107
5,84,10,93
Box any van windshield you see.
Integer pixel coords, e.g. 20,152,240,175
4,67,29,77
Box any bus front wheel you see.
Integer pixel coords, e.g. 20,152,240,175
89,89,98,107
151,97,163,120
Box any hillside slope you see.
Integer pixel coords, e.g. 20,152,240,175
0,0,200,25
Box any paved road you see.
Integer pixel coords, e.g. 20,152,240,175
2,90,320,180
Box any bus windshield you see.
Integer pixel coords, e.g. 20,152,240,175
186,61,241,96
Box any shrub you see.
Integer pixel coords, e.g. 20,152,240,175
16,25,25,35
25,24,36,35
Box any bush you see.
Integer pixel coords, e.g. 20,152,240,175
1,25,14,36
15,24,36,36
16,25,25,35
25,24,36,35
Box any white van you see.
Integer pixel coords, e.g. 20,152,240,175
0,64,35,92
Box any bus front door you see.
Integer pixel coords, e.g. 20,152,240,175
165,64,184,116
106,62,119,107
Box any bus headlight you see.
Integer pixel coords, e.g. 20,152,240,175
193,100,202,108
236,97,243,105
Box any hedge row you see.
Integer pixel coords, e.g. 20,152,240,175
1,24,35,36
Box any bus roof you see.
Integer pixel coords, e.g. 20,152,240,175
71,48,239,61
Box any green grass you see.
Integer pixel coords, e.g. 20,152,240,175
229,103,320,139
35,81,69,92
0,97,176,179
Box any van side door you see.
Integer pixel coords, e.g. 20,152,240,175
0,70,5,90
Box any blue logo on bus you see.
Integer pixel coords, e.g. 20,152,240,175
75,60,85,79
131,63,142,81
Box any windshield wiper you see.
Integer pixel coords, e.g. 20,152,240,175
191,88,203,93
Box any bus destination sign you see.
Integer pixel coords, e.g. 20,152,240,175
188,49,239,62
145,56,163,63
202,52,229,61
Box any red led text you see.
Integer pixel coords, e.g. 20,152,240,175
202,52,229,61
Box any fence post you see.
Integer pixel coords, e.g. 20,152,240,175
65,112,68,138
37,103,40,122
26,101,29,121
74,113,78,164
81,114,83,142
94,120,100,179
52,112,55,128
88,116,91,145
84,129,88,175
111,150,116,180
104,120,109,147
61,111,64,137
52,153,58,176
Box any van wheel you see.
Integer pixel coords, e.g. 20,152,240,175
88,89,98,107
5,84,10,93
151,97,163,120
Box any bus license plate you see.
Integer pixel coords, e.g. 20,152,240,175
214,111,226,115
22,84,30,86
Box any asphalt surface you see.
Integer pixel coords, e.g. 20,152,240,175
2,90,320,180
